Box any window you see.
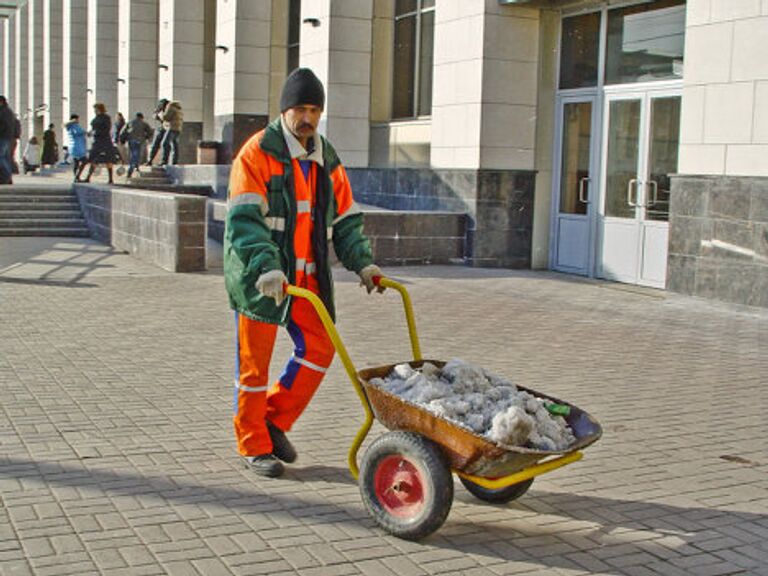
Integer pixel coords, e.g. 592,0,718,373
559,1,686,89
605,0,685,85
559,12,600,90
392,0,435,119
287,0,300,73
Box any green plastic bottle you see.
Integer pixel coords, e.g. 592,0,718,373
544,402,571,417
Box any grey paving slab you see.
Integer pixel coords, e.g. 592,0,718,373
1,237,767,576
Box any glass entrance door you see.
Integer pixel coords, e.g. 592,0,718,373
598,90,680,287
551,96,598,275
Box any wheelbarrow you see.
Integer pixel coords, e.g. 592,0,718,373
285,276,602,540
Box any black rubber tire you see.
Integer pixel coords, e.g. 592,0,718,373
359,431,453,540
459,476,534,504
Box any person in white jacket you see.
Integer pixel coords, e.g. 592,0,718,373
22,137,40,174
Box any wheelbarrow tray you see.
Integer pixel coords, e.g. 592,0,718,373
358,360,602,478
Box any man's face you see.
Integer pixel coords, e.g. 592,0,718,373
283,105,322,143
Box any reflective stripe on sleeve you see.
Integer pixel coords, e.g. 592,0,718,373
332,201,362,225
292,355,328,374
228,192,268,216
234,381,269,393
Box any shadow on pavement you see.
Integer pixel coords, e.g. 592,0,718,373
1,456,762,573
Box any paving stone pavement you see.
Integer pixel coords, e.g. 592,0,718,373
1,237,767,576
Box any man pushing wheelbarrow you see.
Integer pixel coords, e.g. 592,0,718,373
223,68,385,479
224,68,602,540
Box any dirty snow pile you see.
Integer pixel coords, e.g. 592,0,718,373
368,359,576,451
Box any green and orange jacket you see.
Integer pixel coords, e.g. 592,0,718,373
224,118,373,324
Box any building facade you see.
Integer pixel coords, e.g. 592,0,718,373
1,0,766,308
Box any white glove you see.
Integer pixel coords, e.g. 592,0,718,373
359,264,385,294
256,269,288,306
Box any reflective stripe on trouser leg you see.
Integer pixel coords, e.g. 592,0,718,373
266,296,335,431
234,312,278,456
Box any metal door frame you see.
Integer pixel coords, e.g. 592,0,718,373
596,82,682,284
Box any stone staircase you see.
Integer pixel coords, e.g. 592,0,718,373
0,185,90,237
124,165,173,187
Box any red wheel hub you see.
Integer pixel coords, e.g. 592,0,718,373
373,455,427,518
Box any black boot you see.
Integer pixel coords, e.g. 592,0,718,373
267,421,297,463
242,454,284,478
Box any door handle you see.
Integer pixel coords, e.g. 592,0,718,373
646,180,658,207
578,177,590,204
627,179,638,207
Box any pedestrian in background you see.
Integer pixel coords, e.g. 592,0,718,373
124,112,153,178
160,100,183,165
0,95,16,185
224,68,385,478
11,114,21,175
65,114,88,182
113,112,127,165
22,136,40,174
79,102,118,184
145,98,168,166
41,123,59,167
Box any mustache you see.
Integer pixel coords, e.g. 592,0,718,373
297,122,314,130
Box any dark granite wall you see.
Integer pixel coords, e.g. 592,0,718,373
214,114,269,165
347,168,535,268
668,175,768,308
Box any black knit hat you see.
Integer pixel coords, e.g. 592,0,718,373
280,68,325,112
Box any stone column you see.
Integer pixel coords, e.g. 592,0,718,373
430,2,539,267
158,0,205,163
15,4,29,142
62,0,87,121
299,0,372,168
667,0,768,307
213,0,271,163
43,0,64,131
28,0,44,138
118,0,159,120
1,20,7,95
87,0,118,116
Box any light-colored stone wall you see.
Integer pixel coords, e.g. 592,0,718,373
430,0,483,169
268,0,288,119
158,0,204,123
29,0,44,138
300,0,372,167
15,5,28,141
118,0,159,120
62,0,87,122
431,1,539,170
479,2,539,170
87,0,118,115
1,20,7,96
679,0,768,177
214,0,272,118
531,8,558,270
43,0,63,131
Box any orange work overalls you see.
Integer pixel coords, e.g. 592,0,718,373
233,158,335,457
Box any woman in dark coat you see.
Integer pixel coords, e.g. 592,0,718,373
41,123,58,167
78,102,118,184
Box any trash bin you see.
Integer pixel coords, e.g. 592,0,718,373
197,141,219,165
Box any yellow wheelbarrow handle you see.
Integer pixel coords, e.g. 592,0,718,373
285,276,419,479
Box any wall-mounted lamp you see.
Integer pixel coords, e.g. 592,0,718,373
158,64,169,71
215,45,229,53
86,88,93,94
302,17,321,27
117,78,126,84
61,96,68,101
